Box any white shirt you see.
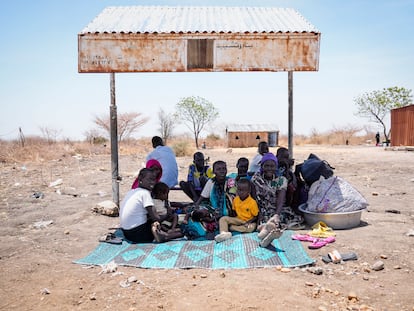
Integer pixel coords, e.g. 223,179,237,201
120,188,153,230
200,178,214,198
146,145,179,188
249,153,263,173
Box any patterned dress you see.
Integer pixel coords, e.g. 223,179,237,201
250,173,288,224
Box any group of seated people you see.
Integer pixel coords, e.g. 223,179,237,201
119,138,305,248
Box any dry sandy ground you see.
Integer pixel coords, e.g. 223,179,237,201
0,145,413,311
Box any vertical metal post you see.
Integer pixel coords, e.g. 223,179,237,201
110,73,119,207
288,71,293,158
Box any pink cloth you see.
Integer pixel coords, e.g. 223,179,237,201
131,159,163,189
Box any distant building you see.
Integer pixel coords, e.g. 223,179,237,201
226,124,279,148
391,105,414,146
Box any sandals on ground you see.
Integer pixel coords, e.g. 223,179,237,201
99,232,123,245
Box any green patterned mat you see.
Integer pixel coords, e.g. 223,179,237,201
74,230,315,269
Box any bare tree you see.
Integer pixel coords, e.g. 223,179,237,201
158,108,176,144
39,126,61,144
93,112,149,141
83,128,107,144
176,96,219,148
331,124,362,144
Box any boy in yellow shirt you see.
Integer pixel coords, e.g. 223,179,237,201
214,179,259,243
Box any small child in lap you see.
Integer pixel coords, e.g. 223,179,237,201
151,182,180,233
214,179,259,243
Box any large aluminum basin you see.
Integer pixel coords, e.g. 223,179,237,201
299,203,365,230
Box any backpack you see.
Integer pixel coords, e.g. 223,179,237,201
298,154,335,186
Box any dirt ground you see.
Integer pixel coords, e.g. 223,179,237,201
0,145,413,311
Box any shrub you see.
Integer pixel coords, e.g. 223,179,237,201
172,141,192,157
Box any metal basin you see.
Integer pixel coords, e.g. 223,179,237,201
299,203,365,230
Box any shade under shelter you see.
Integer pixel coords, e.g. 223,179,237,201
78,6,321,205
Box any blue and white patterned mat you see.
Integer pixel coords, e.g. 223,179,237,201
74,231,315,269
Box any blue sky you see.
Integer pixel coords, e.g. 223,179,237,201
1,0,413,141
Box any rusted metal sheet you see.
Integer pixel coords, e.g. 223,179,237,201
78,33,320,73
78,34,187,73
215,35,319,71
391,105,414,146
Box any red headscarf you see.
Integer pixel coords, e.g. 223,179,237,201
131,159,163,189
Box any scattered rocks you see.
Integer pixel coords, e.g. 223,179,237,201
347,291,359,302
307,267,323,275
92,200,119,217
127,276,138,283
406,229,414,237
33,220,53,229
57,187,80,197
49,178,63,187
119,280,131,288
31,191,44,199
99,261,118,274
41,288,50,295
97,190,108,197
372,260,384,271
312,287,321,298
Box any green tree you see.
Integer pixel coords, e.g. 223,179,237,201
354,86,412,142
176,96,219,148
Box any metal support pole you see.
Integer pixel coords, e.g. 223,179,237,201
288,71,293,158
110,73,120,207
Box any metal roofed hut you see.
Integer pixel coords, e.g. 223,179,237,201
78,6,321,204
226,124,279,148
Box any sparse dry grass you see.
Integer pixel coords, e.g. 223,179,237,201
0,131,376,164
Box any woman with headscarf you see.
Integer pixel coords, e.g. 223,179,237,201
251,152,287,225
131,159,162,189
251,152,303,247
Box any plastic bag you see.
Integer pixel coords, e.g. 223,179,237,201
307,176,368,213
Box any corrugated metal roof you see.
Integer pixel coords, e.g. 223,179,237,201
80,6,319,34
227,124,279,132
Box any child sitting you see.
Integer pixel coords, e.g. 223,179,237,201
151,182,183,242
276,147,299,211
151,182,181,233
179,151,213,202
214,179,259,243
